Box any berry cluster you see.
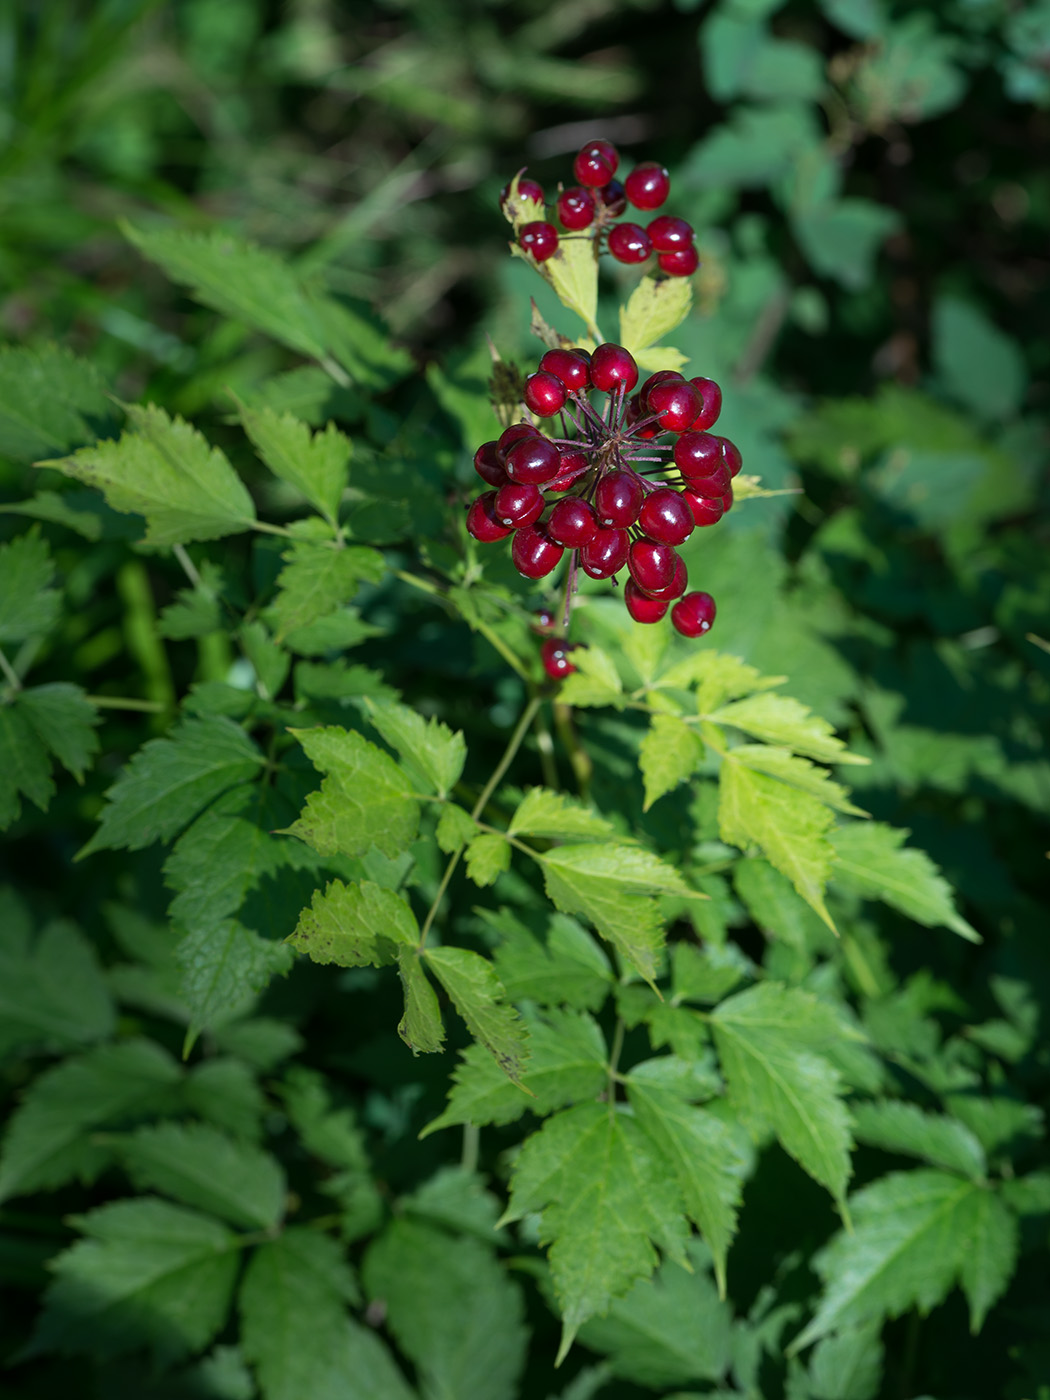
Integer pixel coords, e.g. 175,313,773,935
468,342,740,645
501,138,698,278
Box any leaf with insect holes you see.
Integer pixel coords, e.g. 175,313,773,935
287,727,420,860
424,946,529,1082
619,275,693,364
239,404,350,527
289,880,418,968
830,822,979,942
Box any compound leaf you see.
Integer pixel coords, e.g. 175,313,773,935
240,406,351,526
270,541,384,641
288,726,420,859
18,683,100,783
830,823,978,942
708,692,865,765
487,910,612,1011
364,697,466,798
639,713,704,811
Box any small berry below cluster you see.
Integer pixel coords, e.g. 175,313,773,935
500,138,698,279
468,342,739,646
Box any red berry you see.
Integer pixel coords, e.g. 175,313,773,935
524,370,567,417
672,591,716,638
505,435,561,485
539,348,591,394
624,579,670,624
500,176,545,216
607,223,653,265
573,139,619,187
638,488,694,545
590,343,638,394
474,441,509,487
495,480,545,529
628,538,678,592
625,162,670,211
512,523,564,579
548,496,598,547
684,463,731,499
497,423,540,463
546,447,590,492
647,554,688,600
467,491,512,543
557,185,597,230
647,216,694,252
598,179,627,216
647,379,702,433
721,485,734,513
532,608,557,634
718,437,743,478
625,393,660,439
658,247,700,277
580,526,629,579
541,638,579,679
519,222,559,261
682,489,724,527
594,469,644,527
674,431,723,479
686,377,722,431
639,370,684,407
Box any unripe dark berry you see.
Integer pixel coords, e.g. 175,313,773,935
524,370,567,417
580,526,629,579
624,579,670,624
548,496,598,548
512,523,564,578
672,591,716,638
541,638,579,679
682,489,724,527
647,216,694,252
687,377,722,431
658,247,700,277
647,379,703,433
495,480,545,528
607,223,653,265
628,538,678,592
467,491,513,543
598,179,627,216
547,446,590,492
590,342,638,394
505,434,561,484
638,488,694,545
497,423,540,463
573,139,619,187
519,222,559,262
557,185,597,230
539,348,591,394
594,469,644,528
625,162,670,210
674,431,723,479
500,176,545,216
474,440,509,487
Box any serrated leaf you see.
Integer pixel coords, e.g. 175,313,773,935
708,692,864,765
557,645,624,708
807,1321,883,1400
627,1083,746,1295
239,405,351,526
793,1170,1016,1351
364,697,466,798
81,716,263,857
487,909,612,1011
45,403,256,546
464,832,511,887
503,1103,689,1358
0,529,61,642
435,802,477,852
397,948,444,1055
184,1058,266,1141
852,1100,986,1180
176,920,294,1033
711,982,853,1205
270,541,384,641
619,275,693,362
732,856,832,951
26,1197,239,1364
424,945,529,1081
672,941,750,1006
731,745,867,815
719,759,836,930
0,489,104,540
288,726,420,859
363,1218,526,1400
655,649,782,709
0,913,115,1058
164,787,286,932
830,823,979,942
0,1040,181,1203
0,344,114,461
0,703,55,828
113,1122,285,1230
640,713,704,810
523,234,599,338
289,880,417,967
508,788,614,841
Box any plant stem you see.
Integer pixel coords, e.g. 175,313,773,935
86,695,166,712
319,354,352,388
172,542,201,588
461,1123,480,1173
606,1016,626,1114
0,645,21,693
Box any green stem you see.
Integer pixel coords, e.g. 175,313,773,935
248,519,298,540
86,695,166,712
606,1017,626,1115
461,1123,480,1174
172,542,201,588
0,645,22,694
319,354,352,388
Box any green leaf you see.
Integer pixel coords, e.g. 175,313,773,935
0,703,56,829
0,529,61,642
424,945,529,1081
464,832,511,887
363,1218,527,1400
435,802,478,852
364,697,466,798
0,909,115,1058
270,541,384,641
288,726,420,860
730,745,867,815
732,857,832,951
708,692,863,765
240,1229,361,1400
807,1321,884,1400
0,489,104,540
26,1198,239,1364
44,403,257,546
793,1171,1017,1350
487,910,612,1011
507,788,614,841
0,344,114,461
619,276,693,364
177,920,294,1033
639,713,704,811
114,1122,285,1230
281,1068,383,1239
932,296,1025,423
0,1040,181,1203
184,1058,266,1141
422,1008,607,1135
672,941,750,1006
684,104,821,188
397,948,445,1055
719,759,836,930
850,15,965,124
829,823,978,942
15,684,98,784
81,716,263,857
793,199,900,291
289,880,418,968
164,787,287,932
527,234,599,338
711,982,853,1205
557,645,624,708
240,405,351,526
852,1100,987,1180
502,1103,689,1359
627,1082,747,1295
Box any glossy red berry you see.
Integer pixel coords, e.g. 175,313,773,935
541,638,579,679
686,377,722,431
674,431,723,479
658,246,700,277
624,579,670,624
557,185,597,230
672,591,716,638
505,434,561,484
548,496,598,547
647,216,694,252
638,488,694,545
495,480,545,528
512,523,564,578
607,223,653,265
718,437,743,478
598,179,627,216
524,370,567,417
573,139,619,187
628,538,678,592
500,176,545,216
580,527,629,579
594,470,644,527
625,162,670,210
590,343,638,394
684,462,731,499
532,608,557,634
647,554,688,600
639,370,684,405
647,379,702,433
682,489,725,527
547,447,590,492
467,491,513,543
519,222,559,262
474,441,508,487
497,423,540,463
721,485,734,513
539,348,591,394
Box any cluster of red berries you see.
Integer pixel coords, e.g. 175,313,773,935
501,138,698,278
468,341,740,648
